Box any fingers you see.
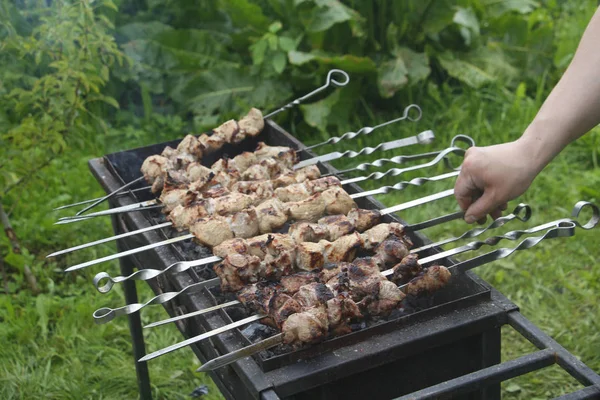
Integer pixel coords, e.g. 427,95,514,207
454,169,478,212
464,190,500,223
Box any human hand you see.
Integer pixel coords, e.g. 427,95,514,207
454,140,539,224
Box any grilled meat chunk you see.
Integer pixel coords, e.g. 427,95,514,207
288,193,326,222
280,272,319,293
406,265,451,296
231,152,258,172
213,119,243,144
274,176,341,202
282,305,329,346
293,283,334,308
186,162,212,183
232,180,274,198
176,135,203,158
390,254,422,285
361,222,405,251
159,188,189,213
168,203,208,230
326,294,363,335
321,186,357,215
238,108,264,138
198,132,225,154
267,293,303,328
207,192,255,216
347,208,382,232
262,248,295,280
213,238,248,259
359,280,406,316
214,253,262,292
318,215,355,240
227,209,260,238
288,221,329,243
273,165,321,188
372,236,411,268
141,155,169,188
254,142,297,168
255,198,289,233
209,170,240,190
321,231,363,263
294,242,325,271
190,216,233,247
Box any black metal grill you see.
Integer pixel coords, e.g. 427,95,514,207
87,120,600,399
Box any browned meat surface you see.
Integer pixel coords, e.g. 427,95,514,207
321,232,363,263
210,158,238,175
167,203,208,230
232,180,274,199
372,236,411,268
266,293,303,328
324,259,383,300
294,242,325,271
201,186,229,199
141,155,169,186
213,238,248,259
262,248,295,280
207,192,254,216
293,283,334,308
227,209,260,238
272,165,321,188
288,193,326,222
159,188,189,213
405,265,451,296
176,135,203,158
347,208,382,232
390,254,422,285
213,119,243,144
209,170,240,190
326,294,362,335
273,182,311,202
237,282,278,314
280,272,319,293
321,186,357,215
282,305,329,346
231,152,258,172
198,132,225,154
254,142,297,167
238,108,264,138
214,253,262,292
190,216,233,247
186,162,212,183
288,222,329,243
359,280,405,316
254,198,289,233
318,215,355,240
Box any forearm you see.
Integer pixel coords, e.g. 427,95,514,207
519,6,600,174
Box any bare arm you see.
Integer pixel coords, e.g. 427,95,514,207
455,6,600,223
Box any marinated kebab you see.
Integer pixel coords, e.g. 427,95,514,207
140,108,265,192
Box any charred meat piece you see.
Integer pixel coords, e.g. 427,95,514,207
210,158,239,176
159,188,189,213
214,253,262,292
198,132,225,154
347,208,382,232
280,272,320,293
321,186,357,215
359,280,406,316
201,186,229,199
190,216,233,247
213,238,248,259
262,248,295,281
273,165,321,188
141,155,169,187
288,221,329,243
293,282,334,308
318,215,355,240
294,242,325,271
405,265,451,296
167,203,208,230
390,254,422,285
254,198,289,233
207,192,255,216
282,305,329,346
237,282,279,314
326,294,363,335
372,236,411,268
266,293,303,329
213,119,244,144
254,142,297,168
324,258,383,300
226,208,260,239
321,231,363,263
238,108,264,138
176,135,203,158
360,222,405,251
209,170,240,190
242,158,284,181
288,193,326,222
274,176,341,202
232,180,274,199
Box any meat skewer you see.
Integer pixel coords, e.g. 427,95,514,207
71,69,351,216
140,202,532,329
193,221,580,372
63,187,457,272
55,143,466,224
48,171,460,257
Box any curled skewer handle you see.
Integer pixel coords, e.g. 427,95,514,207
264,69,350,119
92,279,216,324
570,200,600,229
412,203,532,254
445,222,577,276
342,146,464,186
93,255,221,293
303,104,422,151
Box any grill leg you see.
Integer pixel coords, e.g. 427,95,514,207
112,214,153,400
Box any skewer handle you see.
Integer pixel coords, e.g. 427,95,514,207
264,69,350,119
303,104,422,151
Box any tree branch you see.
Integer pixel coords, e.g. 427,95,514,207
0,200,39,294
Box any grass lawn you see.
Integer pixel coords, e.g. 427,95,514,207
2,78,600,399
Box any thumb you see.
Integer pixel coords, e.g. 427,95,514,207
454,170,479,212
464,190,499,223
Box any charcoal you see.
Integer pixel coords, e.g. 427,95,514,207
241,323,278,343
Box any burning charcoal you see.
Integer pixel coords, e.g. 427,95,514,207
189,384,209,398
241,323,278,343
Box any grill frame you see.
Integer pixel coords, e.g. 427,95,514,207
86,120,600,399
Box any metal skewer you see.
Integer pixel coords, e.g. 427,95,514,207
63,185,456,273
48,170,460,258
53,186,152,211
54,141,466,224
68,69,350,216
194,219,585,372
140,209,593,364
142,203,531,329
302,104,422,151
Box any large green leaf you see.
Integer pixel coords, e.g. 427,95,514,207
183,68,292,128
377,47,430,98
288,50,376,73
453,7,480,46
218,0,270,32
481,0,539,19
295,0,365,37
